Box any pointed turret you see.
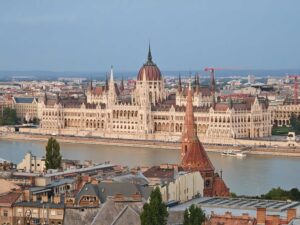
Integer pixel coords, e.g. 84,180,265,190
212,95,216,109
108,66,117,106
195,74,200,94
228,97,233,109
181,81,214,173
109,66,116,93
178,74,182,93
265,94,269,108
120,76,125,91
43,92,47,105
105,74,109,91
55,93,61,105
88,79,93,92
110,66,114,82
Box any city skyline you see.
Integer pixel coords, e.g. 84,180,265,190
0,0,300,72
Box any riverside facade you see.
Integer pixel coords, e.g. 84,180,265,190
38,48,272,141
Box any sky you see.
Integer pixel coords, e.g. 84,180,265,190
0,0,299,72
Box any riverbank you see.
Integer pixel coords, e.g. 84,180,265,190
2,132,300,157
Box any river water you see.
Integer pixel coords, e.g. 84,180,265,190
0,139,299,196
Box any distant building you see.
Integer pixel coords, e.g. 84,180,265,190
143,165,204,202
248,74,255,84
12,96,39,122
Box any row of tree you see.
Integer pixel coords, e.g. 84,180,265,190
231,187,300,201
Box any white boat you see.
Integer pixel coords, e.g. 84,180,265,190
221,150,247,157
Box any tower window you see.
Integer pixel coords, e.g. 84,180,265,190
205,179,211,188
185,145,187,153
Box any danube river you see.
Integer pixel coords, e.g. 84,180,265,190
1,139,300,196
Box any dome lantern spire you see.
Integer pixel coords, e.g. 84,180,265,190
147,43,152,63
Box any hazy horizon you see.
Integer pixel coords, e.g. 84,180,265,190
0,1,299,72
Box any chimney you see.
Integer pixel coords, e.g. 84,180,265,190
225,212,232,218
41,195,48,203
257,208,266,225
23,190,30,201
269,215,280,225
53,195,61,204
242,213,249,220
287,208,296,222
32,195,37,202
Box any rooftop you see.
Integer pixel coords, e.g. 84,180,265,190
170,197,300,218
14,97,37,104
0,192,22,206
14,201,64,209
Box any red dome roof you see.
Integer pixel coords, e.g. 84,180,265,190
137,64,162,81
137,45,162,81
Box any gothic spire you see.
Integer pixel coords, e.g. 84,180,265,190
147,43,152,63
178,74,182,93
89,79,93,92
195,73,200,94
43,92,47,105
105,74,109,91
120,76,125,91
110,65,114,82
183,80,197,136
228,97,233,109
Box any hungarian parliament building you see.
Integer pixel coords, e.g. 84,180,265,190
38,48,272,141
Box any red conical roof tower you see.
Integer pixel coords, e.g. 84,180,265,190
181,82,214,173
180,81,229,197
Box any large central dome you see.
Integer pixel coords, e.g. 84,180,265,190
137,45,162,81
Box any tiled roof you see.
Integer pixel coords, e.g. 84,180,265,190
76,182,152,204
91,199,142,225
143,166,183,179
0,192,21,206
0,179,20,195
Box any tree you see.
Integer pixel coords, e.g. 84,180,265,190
140,187,168,225
32,117,40,125
261,187,300,201
0,107,18,125
290,113,300,134
183,204,206,225
45,137,62,170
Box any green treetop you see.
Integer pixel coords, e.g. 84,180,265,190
183,204,206,225
0,107,18,125
140,187,168,225
45,137,62,170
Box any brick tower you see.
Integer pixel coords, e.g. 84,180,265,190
181,82,229,197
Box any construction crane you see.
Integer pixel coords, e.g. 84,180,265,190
288,75,300,104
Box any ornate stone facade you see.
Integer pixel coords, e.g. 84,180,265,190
271,104,300,127
39,48,272,141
